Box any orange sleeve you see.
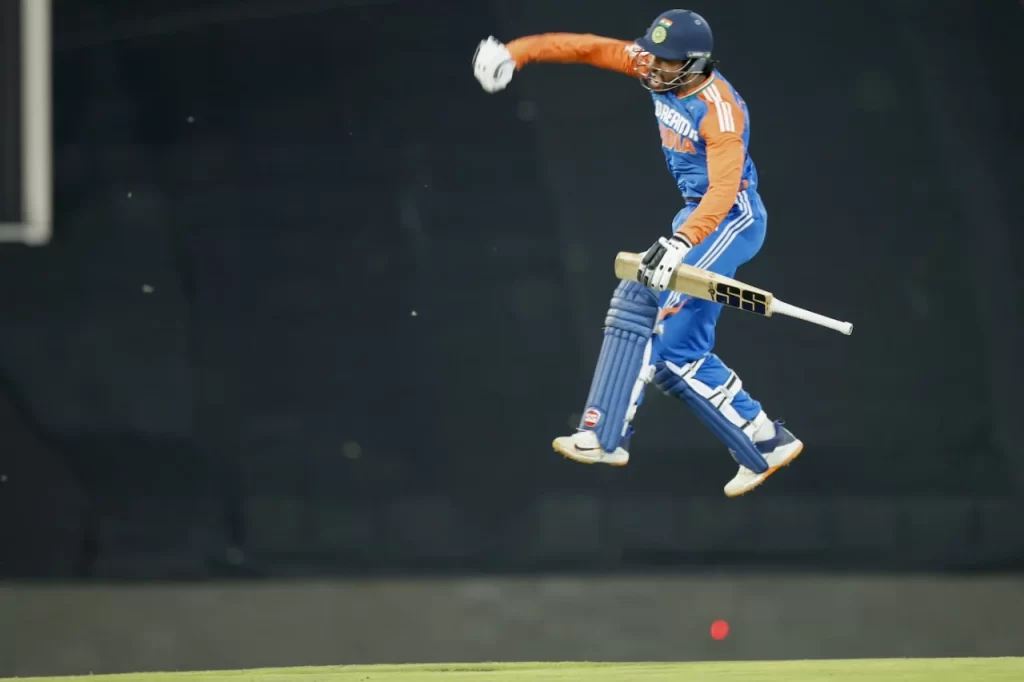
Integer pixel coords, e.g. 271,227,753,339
506,34,638,77
677,90,748,246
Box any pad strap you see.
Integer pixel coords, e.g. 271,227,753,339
653,359,770,473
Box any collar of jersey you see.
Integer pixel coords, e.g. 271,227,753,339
675,73,716,100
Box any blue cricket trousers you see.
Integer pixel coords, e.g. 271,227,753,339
651,187,768,422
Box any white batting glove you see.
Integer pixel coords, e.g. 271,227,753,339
638,234,691,292
473,36,516,93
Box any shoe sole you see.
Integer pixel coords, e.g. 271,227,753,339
552,439,629,467
724,441,804,498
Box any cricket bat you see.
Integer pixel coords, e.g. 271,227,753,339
614,251,854,335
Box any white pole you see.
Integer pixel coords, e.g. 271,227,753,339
21,0,51,245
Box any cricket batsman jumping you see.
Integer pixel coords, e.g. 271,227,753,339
473,9,803,497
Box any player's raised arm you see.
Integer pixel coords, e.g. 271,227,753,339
473,34,638,93
675,89,747,246
507,34,638,74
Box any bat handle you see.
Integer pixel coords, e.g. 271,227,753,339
771,299,854,336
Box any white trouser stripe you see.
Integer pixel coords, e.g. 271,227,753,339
697,196,753,270
659,192,754,319
694,190,753,270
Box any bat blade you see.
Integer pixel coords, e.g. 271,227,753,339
614,251,774,317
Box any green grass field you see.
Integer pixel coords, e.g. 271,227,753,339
7,659,1024,682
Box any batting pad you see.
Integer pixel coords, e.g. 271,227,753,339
580,280,659,453
653,358,770,474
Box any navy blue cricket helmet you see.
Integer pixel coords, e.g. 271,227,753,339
634,9,716,92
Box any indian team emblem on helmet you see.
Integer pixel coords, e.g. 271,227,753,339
651,25,668,43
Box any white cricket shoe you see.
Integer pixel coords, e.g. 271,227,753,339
724,422,804,498
552,430,629,466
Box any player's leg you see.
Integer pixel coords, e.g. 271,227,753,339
552,279,659,466
653,351,803,496
652,190,803,496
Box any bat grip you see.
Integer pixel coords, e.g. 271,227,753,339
771,299,854,335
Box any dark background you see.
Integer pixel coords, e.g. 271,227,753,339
0,0,22,222
1,0,1023,581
